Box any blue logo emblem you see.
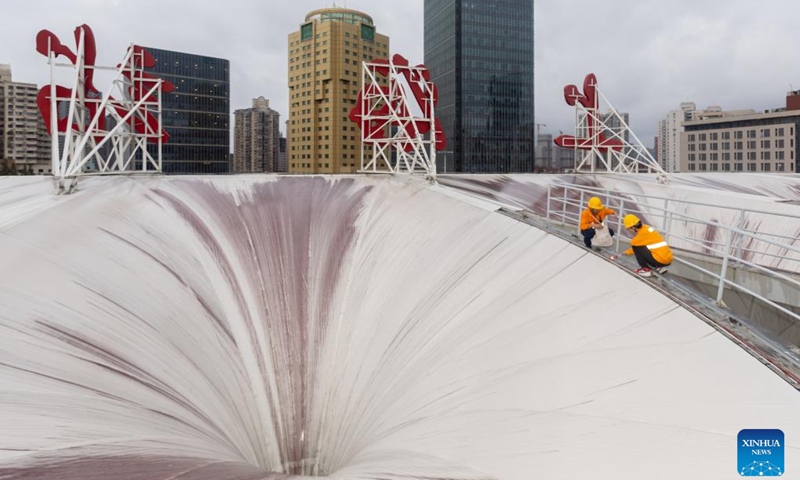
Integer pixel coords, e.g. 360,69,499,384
738,429,784,476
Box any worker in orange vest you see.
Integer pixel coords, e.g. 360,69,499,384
579,197,616,250
622,214,674,277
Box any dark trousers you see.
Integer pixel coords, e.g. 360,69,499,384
581,227,615,248
632,245,668,269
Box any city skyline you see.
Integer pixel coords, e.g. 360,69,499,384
3,0,800,153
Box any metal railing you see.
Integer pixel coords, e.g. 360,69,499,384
545,183,800,323
546,183,800,268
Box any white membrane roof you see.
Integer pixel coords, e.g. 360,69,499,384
0,175,797,479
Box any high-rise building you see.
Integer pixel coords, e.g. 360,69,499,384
233,97,281,173
424,0,534,173
658,102,695,172
578,110,630,143
534,133,574,172
287,7,390,174
653,136,659,166
0,64,51,174
142,48,230,174
534,133,553,171
681,93,800,173
278,135,287,173
574,109,631,169
601,110,630,144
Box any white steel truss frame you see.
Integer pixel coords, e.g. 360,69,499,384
566,77,667,181
358,60,437,179
46,30,164,193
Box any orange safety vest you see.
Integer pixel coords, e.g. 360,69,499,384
579,208,615,231
625,224,673,265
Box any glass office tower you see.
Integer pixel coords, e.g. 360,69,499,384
143,48,230,174
424,0,534,173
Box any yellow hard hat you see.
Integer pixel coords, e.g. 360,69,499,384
623,214,641,229
588,197,603,209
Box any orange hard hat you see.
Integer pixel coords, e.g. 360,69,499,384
623,214,641,229
588,197,603,209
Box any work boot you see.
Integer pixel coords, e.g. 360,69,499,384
634,267,652,277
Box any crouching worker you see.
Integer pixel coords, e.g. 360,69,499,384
580,197,616,250
622,214,673,277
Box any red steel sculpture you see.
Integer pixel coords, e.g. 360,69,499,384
35,24,174,145
554,73,622,153
349,54,445,176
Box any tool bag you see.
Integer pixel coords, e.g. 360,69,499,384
592,221,614,247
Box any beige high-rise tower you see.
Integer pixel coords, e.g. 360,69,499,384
287,8,389,174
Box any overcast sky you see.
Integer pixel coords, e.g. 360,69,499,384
3,0,800,148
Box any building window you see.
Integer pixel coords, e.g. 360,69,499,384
761,140,770,149
777,163,785,171
777,151,785,160
762,128,771,138
711,163,719,171
711,143,718,151
776,127,785,136
776,139,785,148
688,144,695,151
689,164,696,171
747,130,756,138
735,163,743,171
734,131,743,139
699,163,707,171
688,154,696,162
710,132,718,140
747,141,756,149
688,134,695,142
761,151,771,160
748,162,757,171
722,163,731,171
722,132,730,140
735,141,743,149
761,162,771,171
747,152,756,160
699,133,707,141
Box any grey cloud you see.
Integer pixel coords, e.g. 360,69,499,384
3,0,800,151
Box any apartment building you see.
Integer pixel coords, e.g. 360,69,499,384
657,102,695,172
0,64,51,174
681,93,800,173
233,97,281,173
